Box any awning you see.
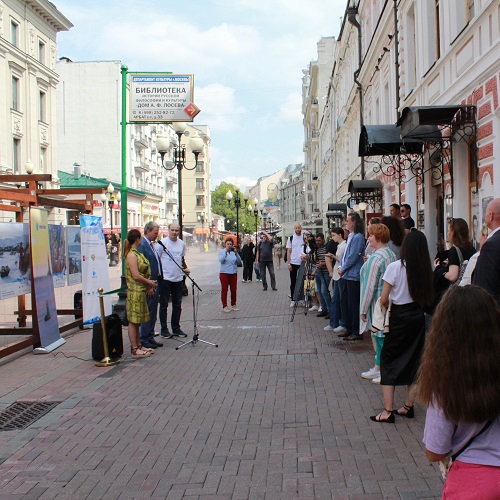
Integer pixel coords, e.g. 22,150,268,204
358,125,423,156
348,180,383,193
326,203,347,219
397,105,474,138
194,228,210,235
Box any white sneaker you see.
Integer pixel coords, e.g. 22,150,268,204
222,306,231,313
324,325,335,331
362,367,380,379
231,305,239,311
242,279,247,283
372,376,381,384
333,326,347,333
318,307,323,313
309,305,319,311
289,301,296,307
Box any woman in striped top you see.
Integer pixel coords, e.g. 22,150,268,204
359,224,397,383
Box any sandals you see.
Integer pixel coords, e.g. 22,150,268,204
396,404,414,419
139,345,155,354
370,409,395,424
131,346,151,358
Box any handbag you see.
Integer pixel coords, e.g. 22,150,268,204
450,246,469,287
438,420,493,480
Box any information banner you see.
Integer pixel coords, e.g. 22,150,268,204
0,222,31,299
49,225,66,288
66,226,82,286
129,73,199,122
30,207,64,352
80,215,111,324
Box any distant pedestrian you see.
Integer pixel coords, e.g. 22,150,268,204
314,233,331,318
256,231,276,291
219,238,242,312
240,237,255,283
389,203,401,219
274,239,283,269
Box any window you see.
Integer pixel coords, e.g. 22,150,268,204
66,211,80,226
11,20,19,47
12,76,19,111
405,5,417,94
40,147,47,172
39,91,46,122
196,178,204,190
196,195,205,207
38,40,45,64
435,0,441,59
468,0,475,21
195,161,204,173
13,138,20,173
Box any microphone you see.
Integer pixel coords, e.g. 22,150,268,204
158,240,167,251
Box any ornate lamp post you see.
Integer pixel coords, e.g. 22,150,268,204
197,211,206,242
225,184,249,248
156,124,204,239
101,183,121,267
252,198,260,243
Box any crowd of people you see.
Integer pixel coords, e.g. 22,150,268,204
122,198,500,496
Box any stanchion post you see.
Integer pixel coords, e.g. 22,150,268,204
95,287,120,367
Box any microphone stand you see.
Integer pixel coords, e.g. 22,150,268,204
158,240,218,350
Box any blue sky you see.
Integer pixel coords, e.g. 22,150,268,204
55,0,346,190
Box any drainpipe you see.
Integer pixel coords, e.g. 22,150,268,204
347,5,365,180
393,0,402,202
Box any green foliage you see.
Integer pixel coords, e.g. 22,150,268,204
211,182,259,234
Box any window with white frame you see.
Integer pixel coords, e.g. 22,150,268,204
38,40,46,64
13,138,21,173
10,20,19,47
39,91,46,122
12,76,19,111
405,4,417,94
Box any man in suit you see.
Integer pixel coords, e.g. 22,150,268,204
138,221,163,349
473,198,500,305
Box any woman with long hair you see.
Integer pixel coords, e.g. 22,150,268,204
418,286,500,498
370,230,434,423
380,215,405,259
359,224,397,383
124,229,158,357
434,217,476,285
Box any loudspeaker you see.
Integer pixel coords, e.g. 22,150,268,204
92,313,123,360
74,290,84,329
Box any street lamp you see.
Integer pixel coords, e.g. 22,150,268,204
197,211,206,242
252,198,260,243
101,183,120,267
156,124,204,240
225,184,249,248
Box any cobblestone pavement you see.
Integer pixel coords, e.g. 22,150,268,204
0,250,443,499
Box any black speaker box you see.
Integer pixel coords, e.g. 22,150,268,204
91,313,124,360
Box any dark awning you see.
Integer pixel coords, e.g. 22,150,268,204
326,203,347,218
348,180,383,193
359,125,423,157
397,105,473,138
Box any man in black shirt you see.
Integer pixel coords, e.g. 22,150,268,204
256,232,276,291
400,204,415,232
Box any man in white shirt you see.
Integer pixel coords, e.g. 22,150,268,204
157,223,189,339
286,223,304,306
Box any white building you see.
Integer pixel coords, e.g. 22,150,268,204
0,0,72,221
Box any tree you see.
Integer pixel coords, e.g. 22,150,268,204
211,182,257,235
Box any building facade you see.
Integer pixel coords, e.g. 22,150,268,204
0,0,72,221
303,0,499,254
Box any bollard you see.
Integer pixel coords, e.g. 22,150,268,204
95,288,120,367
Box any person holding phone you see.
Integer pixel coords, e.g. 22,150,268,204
219,238,242,312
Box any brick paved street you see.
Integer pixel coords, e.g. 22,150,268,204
0,250,443,499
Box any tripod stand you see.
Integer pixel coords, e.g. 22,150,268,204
158,241,218,350
290,254,315,322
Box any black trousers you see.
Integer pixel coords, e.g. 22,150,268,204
243,259,254,281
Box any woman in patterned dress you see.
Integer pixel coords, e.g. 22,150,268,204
124,229,158,358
